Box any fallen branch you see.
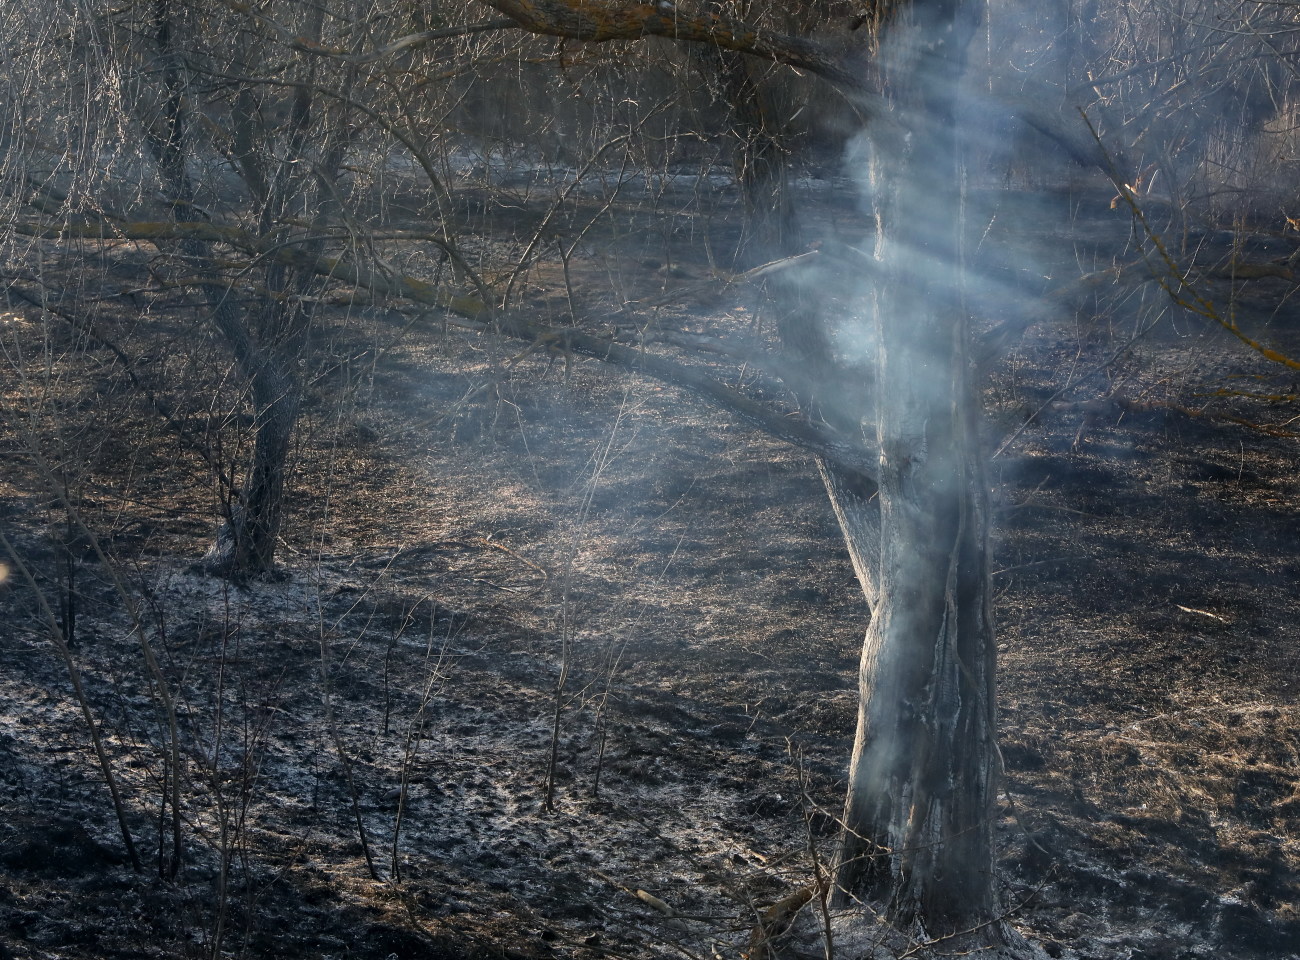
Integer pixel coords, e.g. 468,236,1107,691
1059,392,1300,440
1174,604,1229,623
1199,259,1299,284
635,889,676,917
747,884,819,960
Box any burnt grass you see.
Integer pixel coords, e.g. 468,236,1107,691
1,176,1299,960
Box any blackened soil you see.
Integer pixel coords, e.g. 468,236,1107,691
1,181,1298,960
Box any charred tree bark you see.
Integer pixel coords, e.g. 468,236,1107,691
832,0,1001,941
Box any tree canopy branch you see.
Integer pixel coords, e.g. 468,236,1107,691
473,0,864,90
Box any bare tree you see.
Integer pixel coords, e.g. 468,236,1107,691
1,0,495,577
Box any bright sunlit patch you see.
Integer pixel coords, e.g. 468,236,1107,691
0,562,8,584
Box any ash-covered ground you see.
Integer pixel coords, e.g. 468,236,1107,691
1,175,1298,960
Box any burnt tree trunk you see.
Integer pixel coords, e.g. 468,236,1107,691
474,0,1003,939
697,21,998,935
832,0,1000,941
